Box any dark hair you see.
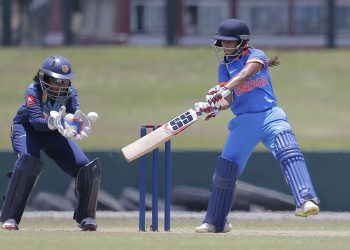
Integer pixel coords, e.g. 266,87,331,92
33,71,39,84
33,70,50,85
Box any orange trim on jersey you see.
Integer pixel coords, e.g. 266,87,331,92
246,58,265,67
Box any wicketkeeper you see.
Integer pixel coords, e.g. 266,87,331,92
1,55,101,231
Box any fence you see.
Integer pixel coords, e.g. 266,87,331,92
0,150,349,212
2,0,350,47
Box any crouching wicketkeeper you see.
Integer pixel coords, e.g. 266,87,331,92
1,55,101,231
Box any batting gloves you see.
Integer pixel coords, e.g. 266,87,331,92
206,85,229,109
194,102,220,121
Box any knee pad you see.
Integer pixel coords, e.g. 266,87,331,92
204,157,238,232
275,130,319,207
74,158,102,223
1,154,43,223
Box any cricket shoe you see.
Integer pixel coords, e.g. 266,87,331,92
295,200,320,217
79,218,97,231
2,219,18,230
195,221,232,233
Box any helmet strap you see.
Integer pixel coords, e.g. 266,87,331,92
213,39,249,64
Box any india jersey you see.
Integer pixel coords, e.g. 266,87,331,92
218,48,277,115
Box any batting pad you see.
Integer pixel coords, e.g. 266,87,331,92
1,154,43,223
74,158,101,223
275,130,319,208
204,157,238,232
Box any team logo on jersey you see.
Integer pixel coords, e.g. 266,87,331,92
229,69,238,74
26,96,35,107
62,65,69,73
234,76,268,96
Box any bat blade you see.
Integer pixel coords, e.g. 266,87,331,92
121,109,198,162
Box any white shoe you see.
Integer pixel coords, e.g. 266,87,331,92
195,221,232,233
79,218,97,231
295,200,320,217
2,219,18,230
223,222,232,233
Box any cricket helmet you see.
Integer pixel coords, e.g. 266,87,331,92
212,19,250,62
37,55,75,100
213,19,250,47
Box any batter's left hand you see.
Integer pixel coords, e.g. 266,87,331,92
194,102,219,121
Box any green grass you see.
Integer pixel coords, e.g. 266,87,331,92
1,212,350,250
0,47,349,150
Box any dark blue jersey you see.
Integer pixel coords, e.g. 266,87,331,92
13,82,79,132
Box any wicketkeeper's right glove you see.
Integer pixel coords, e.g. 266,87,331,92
48,105,76,138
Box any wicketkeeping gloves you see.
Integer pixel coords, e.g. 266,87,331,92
72,109,92,140
48,106,97,140
48,105,76,138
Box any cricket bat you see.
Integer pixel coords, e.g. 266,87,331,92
121,89,231,162
121,109,198,162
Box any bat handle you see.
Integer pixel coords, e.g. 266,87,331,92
221,89,231,98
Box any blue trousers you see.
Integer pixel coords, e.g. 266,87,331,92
11,123,90,178
221,106,291,177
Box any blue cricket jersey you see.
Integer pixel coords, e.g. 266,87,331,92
13,82,79,132
218,48,277,115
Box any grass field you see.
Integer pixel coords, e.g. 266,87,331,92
0,47,349,151
1,211,350,250
1,47,349,250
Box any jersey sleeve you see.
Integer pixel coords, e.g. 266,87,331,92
246,49,268,68
218,63,230,83
25,86,52,132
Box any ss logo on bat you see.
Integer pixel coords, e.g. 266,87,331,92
169,111,194,131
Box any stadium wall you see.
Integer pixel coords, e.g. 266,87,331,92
0,151,349,212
